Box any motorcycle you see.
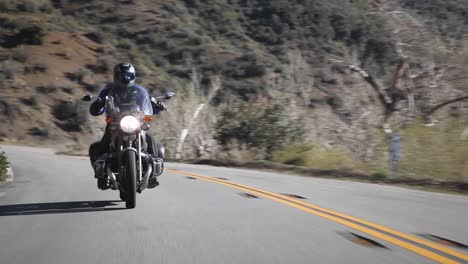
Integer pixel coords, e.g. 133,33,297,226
81,88,175,209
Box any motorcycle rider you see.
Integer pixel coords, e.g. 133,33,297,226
88,62,165,189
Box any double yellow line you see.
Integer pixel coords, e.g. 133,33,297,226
168,169,468,264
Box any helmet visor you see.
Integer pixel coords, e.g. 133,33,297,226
119,72,135,84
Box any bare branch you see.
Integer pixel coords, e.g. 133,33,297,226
349,64,392,106
424,95,468,123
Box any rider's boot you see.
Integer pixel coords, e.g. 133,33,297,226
97,178,110,190
93,154,110,190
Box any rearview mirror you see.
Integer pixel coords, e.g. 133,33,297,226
163,92,175,100
157,92,175,100
81,94,93,102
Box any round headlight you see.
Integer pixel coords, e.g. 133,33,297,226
120,115,140,133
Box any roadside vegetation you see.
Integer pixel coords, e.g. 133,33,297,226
398,117,468,181
215,99,304,161
0,0,467,186
272,145,369,173
0,149,9,182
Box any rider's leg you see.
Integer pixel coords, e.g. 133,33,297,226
89,125,113,189
89,126,111,166
145,133,163,188
145,133,164,158
88,142,101,166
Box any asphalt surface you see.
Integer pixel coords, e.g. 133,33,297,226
0,145,467,264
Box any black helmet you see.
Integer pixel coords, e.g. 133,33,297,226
113,62,136,87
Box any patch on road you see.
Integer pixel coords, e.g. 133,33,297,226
338,231,388,249
214,177,229,181
186,177,197,180
280,193,306,199
239,193,259,199
416,233,468,249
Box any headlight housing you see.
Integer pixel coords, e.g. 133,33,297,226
120,115,140,133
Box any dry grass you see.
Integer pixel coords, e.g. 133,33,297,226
272,114,468,181
398,117,468,180
273,145,369,173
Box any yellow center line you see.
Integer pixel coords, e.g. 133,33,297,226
168,169,464,264
209,174,468,262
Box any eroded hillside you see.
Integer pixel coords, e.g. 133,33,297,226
0,0,467,179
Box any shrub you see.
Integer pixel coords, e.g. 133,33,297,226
0,0,16,11
83,32,104,44
167,66,191,79
66,68,88,83
116,39,136,50
28,127,49,137
12,48,30,63
36,83,58,94
16,24,46,45
215,100,304,160
52,100,88,132
20,95,40,108
24,63,48,74
88,56,116,73
62,87,73,94
222,54,267,78
0,150,8,182
152,55,167,67
165,48,186,64
82,82,100,92
2,62,20,79
182,0,200,8
10,0,55,13
17,1,40,12
169,29,190,39
186,35,203,46
370,171,388,182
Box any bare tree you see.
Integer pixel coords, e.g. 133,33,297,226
174,68,222,159
361,0,468,130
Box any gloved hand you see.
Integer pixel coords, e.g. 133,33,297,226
156,101,166,111
151,97,167,111
89,97,106,116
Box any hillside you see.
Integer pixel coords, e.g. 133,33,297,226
0,0,467,179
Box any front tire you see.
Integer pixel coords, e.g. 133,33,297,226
124,151,137,209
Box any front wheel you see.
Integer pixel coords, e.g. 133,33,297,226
124,151,137,209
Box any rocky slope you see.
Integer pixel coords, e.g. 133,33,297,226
0,0,467,178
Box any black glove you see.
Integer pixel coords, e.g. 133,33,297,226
89,98,105,116
156,101,167,111
151,97,167,112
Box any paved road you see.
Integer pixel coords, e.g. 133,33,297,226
0,145,467,264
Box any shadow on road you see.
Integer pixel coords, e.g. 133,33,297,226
0,200,125,216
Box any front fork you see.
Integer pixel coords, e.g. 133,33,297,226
120,132,155,192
